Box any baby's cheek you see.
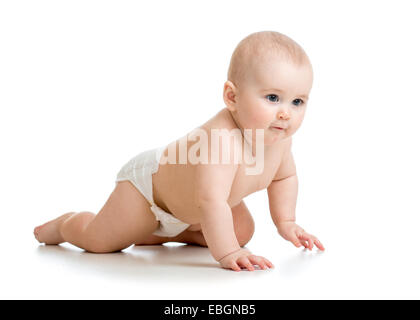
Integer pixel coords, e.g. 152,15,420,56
248,108,272,128
291,114,305,131
238,114,256,130
238,104,272,129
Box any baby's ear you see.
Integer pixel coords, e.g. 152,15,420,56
223,80,237,112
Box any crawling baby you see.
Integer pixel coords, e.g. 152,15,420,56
34,31,324,272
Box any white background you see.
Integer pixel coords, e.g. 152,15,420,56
1,0,419,299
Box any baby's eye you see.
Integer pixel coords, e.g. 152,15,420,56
266,94,279,103
292,98,304,106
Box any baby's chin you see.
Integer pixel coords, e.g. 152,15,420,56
241,127,289,147
264,128,289,144
264,136,284,146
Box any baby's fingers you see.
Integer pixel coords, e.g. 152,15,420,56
299,238,309,249
290,234,303,248
299,233,325,251
262,257,274,269
226,260,241,272
237,257,255,271
298,233,314,250
314,238,325,251
248,255,271,270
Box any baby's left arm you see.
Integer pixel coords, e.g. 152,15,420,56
267,139,324,251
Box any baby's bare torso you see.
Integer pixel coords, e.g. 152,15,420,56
151,108,288,231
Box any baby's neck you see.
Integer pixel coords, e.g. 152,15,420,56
226,108,276,158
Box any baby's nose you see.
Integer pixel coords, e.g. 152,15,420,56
277,110,290,120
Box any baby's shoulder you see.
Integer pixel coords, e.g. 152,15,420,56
200,108,237,131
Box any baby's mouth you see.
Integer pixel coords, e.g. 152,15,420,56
271,126,284,131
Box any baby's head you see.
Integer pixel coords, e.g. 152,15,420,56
224,31,313,144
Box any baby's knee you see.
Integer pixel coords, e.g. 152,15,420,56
231,201,255,247
83,239,124,253
236,219,255,247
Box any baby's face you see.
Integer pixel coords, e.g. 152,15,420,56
230,58,313,145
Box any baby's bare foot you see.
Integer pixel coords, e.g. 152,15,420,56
34,212,75,245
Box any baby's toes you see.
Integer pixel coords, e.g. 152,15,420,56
33,225,44,241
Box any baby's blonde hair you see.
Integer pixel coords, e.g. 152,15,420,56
227,31,310,87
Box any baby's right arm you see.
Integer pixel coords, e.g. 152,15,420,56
194,158,241,262
193,142,273,271
196,176,273,271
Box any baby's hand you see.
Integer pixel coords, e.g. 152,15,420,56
277,221,325,251
218,248,274,272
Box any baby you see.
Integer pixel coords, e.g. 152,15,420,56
34,31,324,272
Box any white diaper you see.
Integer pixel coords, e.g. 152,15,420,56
115,146,190,237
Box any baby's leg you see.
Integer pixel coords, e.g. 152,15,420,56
137,230,208,247
34,181,159,253
136,200,255,247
